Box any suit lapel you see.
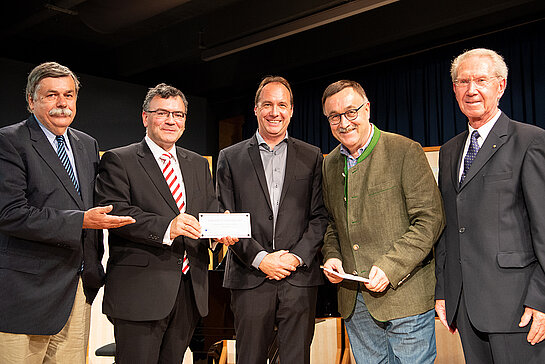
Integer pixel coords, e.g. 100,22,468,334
451,132,467,192
28,117,84,209
176,147,196,216
248,136,273,211
136,140,180,214
67,129,92,208
279,138,296,207
459,113,509,189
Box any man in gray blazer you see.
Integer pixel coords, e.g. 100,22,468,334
436,48,545,363
0,62,134,363
216,76,328,364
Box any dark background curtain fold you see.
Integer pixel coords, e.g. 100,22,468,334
243,18,545,153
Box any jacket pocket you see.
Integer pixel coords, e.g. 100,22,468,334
497,251,536,268
111,253,149,267
0,252,41,274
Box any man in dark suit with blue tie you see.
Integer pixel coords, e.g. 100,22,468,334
436,48,545,363
0,62,134,363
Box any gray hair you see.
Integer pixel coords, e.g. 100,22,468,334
142,83,188,112
26,62,80,113
450,48,508,82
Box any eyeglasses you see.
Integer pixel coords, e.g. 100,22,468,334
146,109,186,120
327,103,366,125
453,76,501,89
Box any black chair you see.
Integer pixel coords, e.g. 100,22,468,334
95,342,116,363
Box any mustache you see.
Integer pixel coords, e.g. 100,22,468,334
338,125,355,133
49,108,73,117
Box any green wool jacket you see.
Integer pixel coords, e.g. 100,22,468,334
322,128,445,322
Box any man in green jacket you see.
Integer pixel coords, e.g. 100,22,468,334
321,80,445,364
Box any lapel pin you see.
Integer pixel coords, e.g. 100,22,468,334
492,144,497,148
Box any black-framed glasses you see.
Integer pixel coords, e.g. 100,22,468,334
327,103,366,125
146,109,186,120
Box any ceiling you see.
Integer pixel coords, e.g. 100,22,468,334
2,0,545,102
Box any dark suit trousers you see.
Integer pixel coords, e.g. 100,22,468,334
456,290,545,364
231,279,318,364
112,274,199,364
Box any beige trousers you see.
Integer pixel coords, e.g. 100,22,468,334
0,278,91,364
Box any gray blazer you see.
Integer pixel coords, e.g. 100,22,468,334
436,113,545,332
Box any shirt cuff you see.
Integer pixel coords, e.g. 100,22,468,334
252,251,268,269
162,220,174,246
291,253,304,267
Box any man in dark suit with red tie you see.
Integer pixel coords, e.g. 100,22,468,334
216,76,329,364
95,83,218,364
0,62,134,363
436,48,545,363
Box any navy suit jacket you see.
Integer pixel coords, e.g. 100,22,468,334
0,116,104,335
95,139,217,321
436,113,545,332
216,135,328,290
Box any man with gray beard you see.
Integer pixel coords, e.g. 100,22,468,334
0,62,134,363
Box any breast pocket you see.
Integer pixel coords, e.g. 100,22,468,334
484,171,512,184
368,180,397,196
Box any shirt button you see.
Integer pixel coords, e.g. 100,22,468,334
459,227,465,233
352,270,358,276
353,244,360,251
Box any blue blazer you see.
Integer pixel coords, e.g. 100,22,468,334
0,116,104,335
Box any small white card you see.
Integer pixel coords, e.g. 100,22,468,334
199,213,251,238
321,266,370,283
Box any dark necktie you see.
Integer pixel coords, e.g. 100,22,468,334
460,130,480,186
56,135,80,195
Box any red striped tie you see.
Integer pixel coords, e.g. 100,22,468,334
160,152,189,274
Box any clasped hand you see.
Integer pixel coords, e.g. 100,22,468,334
259,250,298,280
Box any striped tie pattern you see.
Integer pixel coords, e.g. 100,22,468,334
56,135,80,195
460,130,480,186
160,153,189,274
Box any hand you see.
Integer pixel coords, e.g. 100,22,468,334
280,252,300,267
214,236,239,246
435,299,456,334
364,265,390,292
519,306,545,345
259,250,297,280
323,258,345,284
170,213,201,240
213,210,239,246
82,205,135,229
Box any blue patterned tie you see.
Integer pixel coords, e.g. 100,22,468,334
56,135,80,195
460,130,480,186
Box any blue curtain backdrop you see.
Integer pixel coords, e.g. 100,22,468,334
243,18,545,154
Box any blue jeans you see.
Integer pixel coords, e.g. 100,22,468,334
345,292,436,364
